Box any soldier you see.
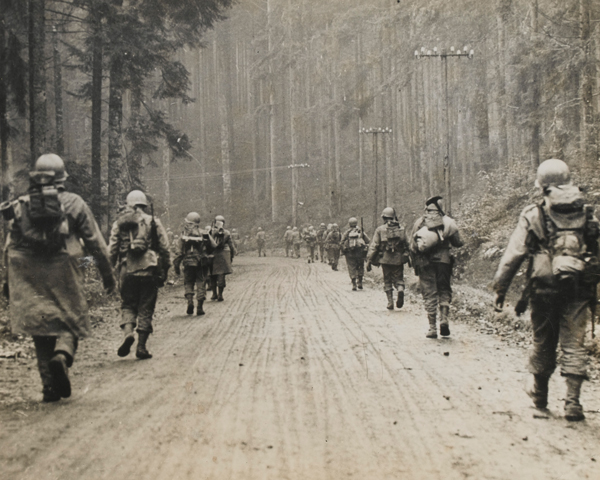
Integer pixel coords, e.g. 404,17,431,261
409,196,463,338
492,159,599,422
2,154,115,402
231,228,241,253
172,212,216,316
109,190,171,360
341,217,370,291
367,208,409,309
283,226,294,257
304,225,318,263
292,226,302,258
316,223,327,263
325,223,342,271
166,228,174,246
325,223,333,264
256,227,266,257
209,215,236,301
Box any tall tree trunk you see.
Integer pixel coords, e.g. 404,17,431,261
90,3,103,217
162,137,171,228
215,36,233,220
0,16,9,203
51,26,64,157
28,0,47,165
267,0,278,222
128,89,145,191
580,0,598,164
530,0,541,168
107,57,126,231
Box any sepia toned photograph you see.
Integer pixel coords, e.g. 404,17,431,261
0,0,599,479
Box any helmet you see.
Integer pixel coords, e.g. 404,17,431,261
293,226,298,231
287,226,292,230
381,207,395,219
536,159,571,189
258,227,262,231
232,228,237,232
126,190,148,208
185,212,201,224
348,217,358,227
320,223,326,228
327,223,333,229
332,223,339,229
215,215,225,222
205,225,212,231
34,154,68,181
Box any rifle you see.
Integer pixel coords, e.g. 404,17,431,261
149,203,166,286
592,285,597,340
515,255,533,316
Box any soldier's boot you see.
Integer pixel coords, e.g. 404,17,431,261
396,289,405,309
136,331,153,360
357,276,363,290
49,353,71,398
426,314,438,339
526,374,549,409
42,385,61,403
117,323,136,357
564,375,585,421
197,299,205,316
386,291,394,310
439,305,450,337
351,278,357,291
186,294,195,315
217,286,225,302
211,285,218,301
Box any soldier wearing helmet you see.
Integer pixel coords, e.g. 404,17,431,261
173,212,216,316
291,226,302,258
409,196,462,337
325,223,342,271
341,217,371,290
231,228,241,252
316,223,328,263
492,159,599,422
209,215,236,302
256,227,267,257
367,208,409,309
108,189,171,360
283,226,294,257
302,225,318,263
3,154,115,402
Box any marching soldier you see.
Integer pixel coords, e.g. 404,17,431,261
2,154,115,402
317,223,327,263
231,228,241,252
209,215,236,301
283,226,294,257
367,208,409,309
409,196,463,338
492,159,599,421
109,190,171,360
172,212,216,316
304,225,318,263
256,227,266,257
341,217,370,290
292,226,302,258
325,223,342,271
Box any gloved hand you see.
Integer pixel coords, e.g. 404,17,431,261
366,261,372,272
493,292,505,312
515,299,528,316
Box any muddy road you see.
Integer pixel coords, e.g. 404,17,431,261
1,255,599,480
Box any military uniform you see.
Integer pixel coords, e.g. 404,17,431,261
292,228,301,258
256,230,266,257
5,155,115,401
325,226,342,270
410,201,462,336
316,225,327,263
210,226,236,301
283,228,294,257
341,225,370,290
303,227,318,263
109,199,171,359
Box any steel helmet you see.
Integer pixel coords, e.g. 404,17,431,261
536,159,571,189
185,212,201,224
348,217,358,227
332,223,339,229
34,154,68,181
232,228,237,232
287,226,292,230
126,190,148,208
381,207,395,219
215,215,225,223
205,225,212,231
293,226,298,231
320,223,326,228
258,227,262,231
327,223,333,229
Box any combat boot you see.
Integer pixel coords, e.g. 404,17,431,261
217,286,225,302
117,323,136,357
426,314,438,339
396,289,404,309
439,305,450,337
197,299,205,316
386,291,394,310
185,294,194,315
136,331,152,360
526,374,549,409
357,276,363,290
211,285,218,301
42,385,61,403
352,278,357,291
49,353,71,398
564,375,585,421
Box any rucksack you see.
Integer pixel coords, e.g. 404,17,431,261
116,207,149,256
347,228,365,250
384,222,405,253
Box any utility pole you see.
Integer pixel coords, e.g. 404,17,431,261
360,127,392,231
415,46,473,215
288,163,310,227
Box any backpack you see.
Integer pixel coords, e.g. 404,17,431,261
116,207,149,256
384,222,405,253
347,228,365,250
5,171,69,253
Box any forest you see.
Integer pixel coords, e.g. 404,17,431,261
1,0,599,236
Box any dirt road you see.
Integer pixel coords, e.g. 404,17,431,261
1,255,599,480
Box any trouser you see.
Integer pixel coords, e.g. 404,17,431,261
285,242,293,256
529,293,590,378
120,275,159,333
258,241,265,256
328,248,340,269
307,245,315,261
293,244,301,257
346,255,365,279
319,244,326,262
33,333,78,389
382,264,405,292
418,262,452,316
211,274,227,289
183,265,208,300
